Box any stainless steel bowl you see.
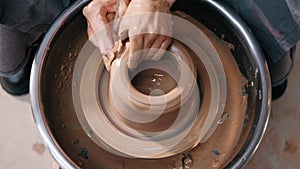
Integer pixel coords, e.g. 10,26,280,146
30,0,271,168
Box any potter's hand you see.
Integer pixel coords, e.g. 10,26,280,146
119,0,175,69
83,0,129,68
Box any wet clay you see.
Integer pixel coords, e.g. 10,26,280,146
131,68,177,96
183,14,248,169
44,12,250,169
100,0,173,70
91,38,200,158
113,11,245,167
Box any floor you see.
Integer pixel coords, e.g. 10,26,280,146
245,44,300,169
0,43,299,169
0,91,53,168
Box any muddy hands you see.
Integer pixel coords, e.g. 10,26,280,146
83,0,175,70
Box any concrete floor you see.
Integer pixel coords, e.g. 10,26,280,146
0,43,299,169
245,44,300,169
0,88,53,168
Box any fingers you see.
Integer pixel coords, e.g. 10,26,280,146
83,0,117,55
116,0,173,69
128,35,144,69
153,36,172,61
86,22,98,47
143,34,158,60
112,0,130,32
145,35,171,61
143,34,157,49
127,34,171,69
116,0,130,18
83,0,173,69
82,0,114,32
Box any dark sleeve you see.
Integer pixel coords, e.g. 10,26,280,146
223,0,300,62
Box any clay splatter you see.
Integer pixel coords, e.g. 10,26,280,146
284,140,298,154
32,142,46,155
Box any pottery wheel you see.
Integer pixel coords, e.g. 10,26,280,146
72,11,227,159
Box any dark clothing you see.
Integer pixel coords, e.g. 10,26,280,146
0,25,38,77
223,0,300,85
0,0,70,33
0,0,70,77
0,0,299,83
223,0,300,63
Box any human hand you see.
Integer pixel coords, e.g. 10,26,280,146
119,0,175,69
83,0,130,69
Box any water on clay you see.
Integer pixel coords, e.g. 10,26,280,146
131,68,177,96
41,11,255,169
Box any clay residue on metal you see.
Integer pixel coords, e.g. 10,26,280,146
178,11,248,169
46,11,249,169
